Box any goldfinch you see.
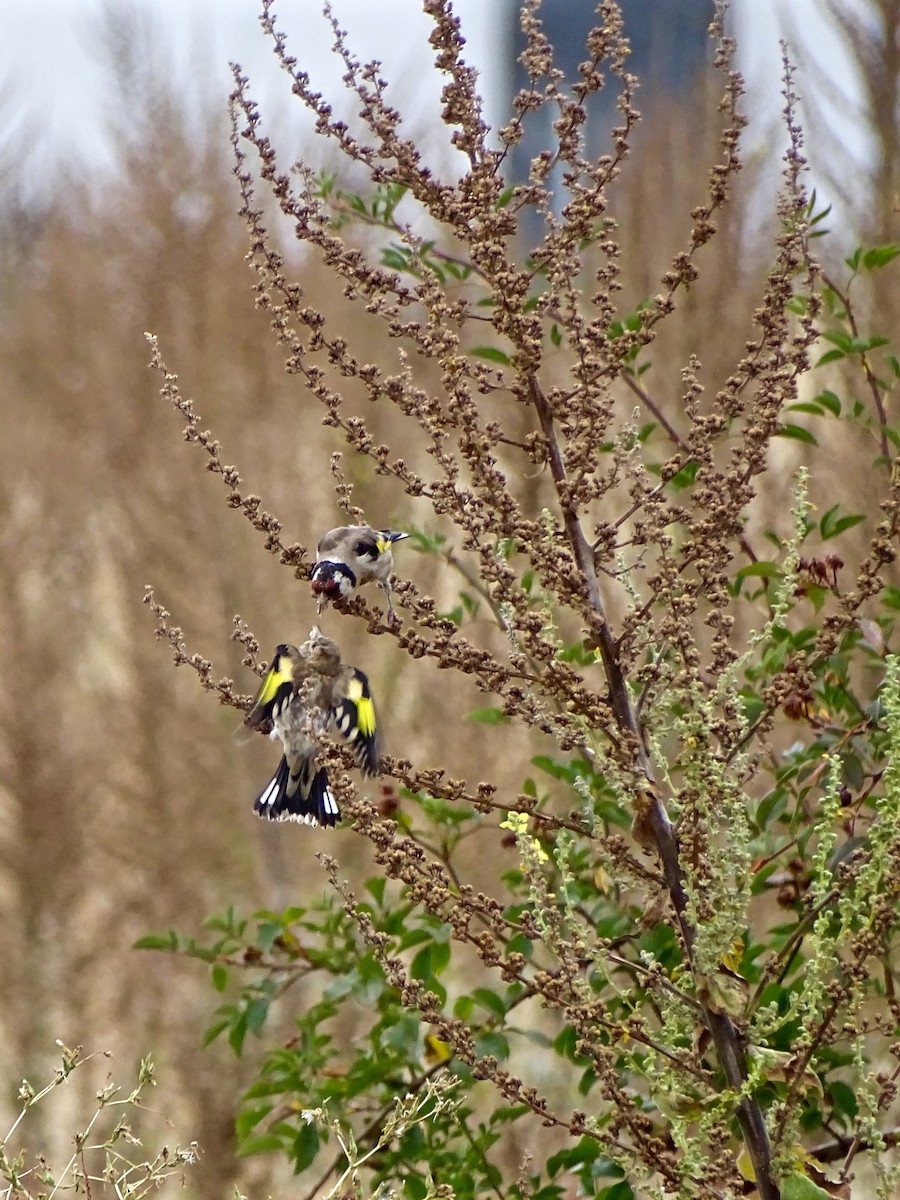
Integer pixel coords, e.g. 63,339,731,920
244,629,380,827
311,526,408,625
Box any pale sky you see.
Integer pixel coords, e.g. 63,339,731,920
0,0,870,220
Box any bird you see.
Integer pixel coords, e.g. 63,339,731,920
310,525,409,625
243,628,381,827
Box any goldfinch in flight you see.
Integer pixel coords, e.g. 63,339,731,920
244,629,380,827
311,525,408,625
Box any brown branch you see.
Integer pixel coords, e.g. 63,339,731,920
811,1125,900,1165
526,371,779,1200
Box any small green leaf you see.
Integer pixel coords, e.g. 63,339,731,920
228,1012,249,1056
787,402,825,416
820,504,865,539
775,423,817,446
366,876,387,905
292,1121,320,1171
473,987,507,1018
201,1017,230,1047
821,329,854,351
850,334,889,352
382,249,408,271
431,940,451,973
862,243,900,270
736,561,781,580
827,1078,859,1120
550,323,562,347
245,997,270,1035
815,389,841,415
470,346,511,365
816,348,846,366
235,1103,272,1143
845,247,863,272
780,1172,831,1200
132,931,179,951
666,460,699,488
237,1133,284,1157
211,963,228,992
467,706,511,724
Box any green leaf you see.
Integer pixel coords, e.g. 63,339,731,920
550,323,562,347
201,1017,231,1047
366,876,387,906
601,1184,634,1200
228,1012,249,1055
382,248,409,271
780,1172,831,1200
862,243,900,270
827,1079,858,1120
819,505,865,540
815,389,841,415
475,1030,509,1059
472,987,507,1018
787,402,826,416
235,1103,272,1143
411,943,439,982
666,460,699,488
845,247,863,272
245,997,270,1035
557,641,598,665
211,963,228,993
820,329,854,352
431,940,451,973
466,706,511,724
775,423,817,445
132,931,179,951
469,346,511,365
850,334,889,352
816,348,846,366
236,1133,284,1157
736,561,781,580
292,1121,320,1171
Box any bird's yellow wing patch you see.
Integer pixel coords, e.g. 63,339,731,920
346,675,377,736
255,665,287,707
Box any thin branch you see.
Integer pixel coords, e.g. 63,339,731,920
527,371,779,1200
822,271,891,462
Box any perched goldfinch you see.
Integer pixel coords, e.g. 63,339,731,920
311,526,408,625
244,629,381,827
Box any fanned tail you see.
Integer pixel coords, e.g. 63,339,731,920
253,755,340,827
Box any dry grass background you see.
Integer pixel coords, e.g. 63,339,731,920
1,7,898,1196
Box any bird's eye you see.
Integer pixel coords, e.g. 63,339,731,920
355,539,376,558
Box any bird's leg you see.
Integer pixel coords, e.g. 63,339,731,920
380,580,400,626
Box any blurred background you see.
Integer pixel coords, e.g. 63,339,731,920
0,0,896,1194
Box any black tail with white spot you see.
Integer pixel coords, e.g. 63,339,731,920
253,755,340,828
